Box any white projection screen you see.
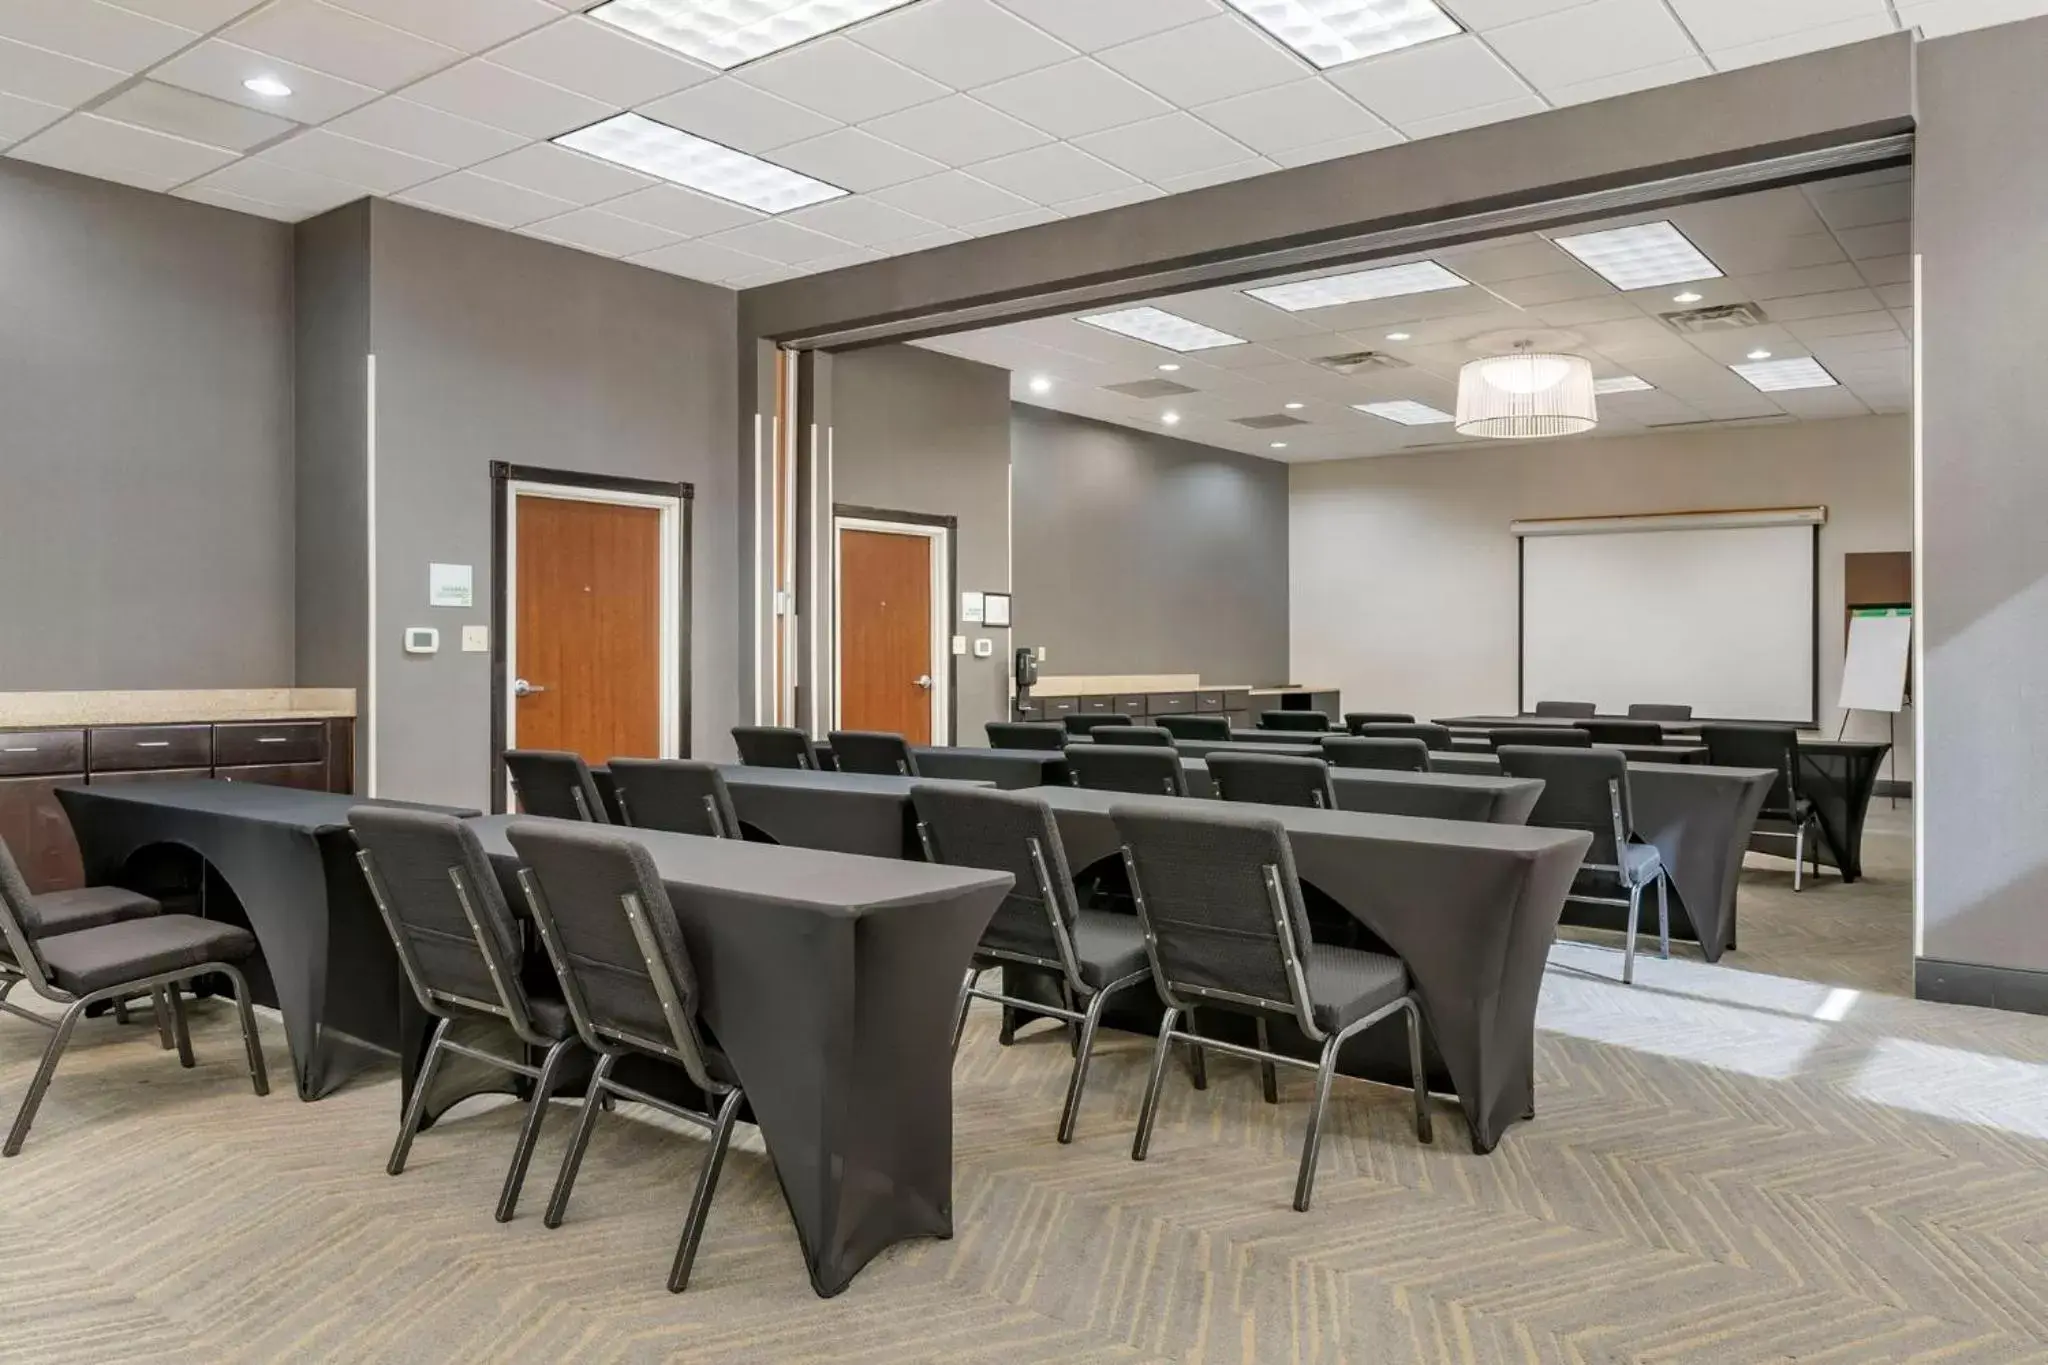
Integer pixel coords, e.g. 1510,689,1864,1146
1518,516,1819,723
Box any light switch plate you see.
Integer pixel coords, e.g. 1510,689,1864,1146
951,635,967,656
1035,646,1048,662
461,625,490,653
973,638,994,658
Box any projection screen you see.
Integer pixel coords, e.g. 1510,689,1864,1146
1517,510,1821,724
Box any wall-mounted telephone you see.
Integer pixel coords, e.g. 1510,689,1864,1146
1014,646,1039,691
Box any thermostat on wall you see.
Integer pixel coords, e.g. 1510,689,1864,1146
403,627,440,655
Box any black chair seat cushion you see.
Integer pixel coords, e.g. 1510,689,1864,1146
1070,910,1149,991
524,994,579,1043
1621,841,1662,884
35,916,256,995
19,885,161,939
1304,944,1408,1033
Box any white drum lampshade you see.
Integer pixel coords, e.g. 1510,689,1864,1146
1455,349,1597,439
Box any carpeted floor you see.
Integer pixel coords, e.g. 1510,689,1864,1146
15,803,2041,1365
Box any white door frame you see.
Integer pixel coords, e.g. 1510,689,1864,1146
832,515,951,744
504,479,684,765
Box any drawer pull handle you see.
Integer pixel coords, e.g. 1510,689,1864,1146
136,741,171,749
3,746,36,754
256,736,289,744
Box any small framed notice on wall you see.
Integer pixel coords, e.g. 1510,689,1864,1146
983,593,1011,627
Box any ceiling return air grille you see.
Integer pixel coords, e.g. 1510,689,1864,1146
1311,350,1410,374
1660,302,1771,333
1233,414,1308,430
1103,378,1197,398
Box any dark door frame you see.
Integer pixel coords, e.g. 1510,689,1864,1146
832,503,958,746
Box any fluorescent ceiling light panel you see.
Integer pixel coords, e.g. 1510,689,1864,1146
1220,0,1462,70
1552,220,1723,291
1077,307,1247,353
588,0,919,70
1354,400,1453,425
1593,375,1654,393
1731,356,1840,392
555,113,844,213
1246,260,1466,312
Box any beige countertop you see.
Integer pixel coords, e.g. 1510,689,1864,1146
1031,674,1261,696
0,688,357,729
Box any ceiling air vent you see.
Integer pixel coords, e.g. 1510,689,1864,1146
1311,350,1410,374
1233,414,1308,430
1659,302,1770,334
1104,378,1196,398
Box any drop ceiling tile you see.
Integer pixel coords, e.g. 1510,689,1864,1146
1735,263,1873,303
0,91,64,144
0,35,128,107
1805,177,1911,230
260,127,446,191
973,59,1171,139
1547,55,1711,107
851,0,1076,89
106,0,267,25
1855,254,1912,286
1485,268,1613,306
1441,0,1592,29
603,182,763,235
523,205,682,256
1809,327,1907,358
0,0,196,73
1896,0,2048,37
862,93,1051,166
405,60,616,139
153,39,383,122
1487,0,1696,92
699,216,852,265
183,155,365,213
1747,287,1881,321
1073,110,1253,182
323,0,561,50
1097,15,1304,107
639,77,839,154
1155,156,1275,193
176,184,298,218
223,0,460,89
993,0,1220,52
781,194,939,245
1683,227,1844,275
894,225,971,250
1328,35,1537,126
474,139,653,203
1057,183,1164,215
95,81,292,151
398,168,578,227
1400,93,1548,140
1707,12,1896,69
1784,310,1897,341
733,37,947,125
1875,281,1914,309
492,16,715,105
325,97,525,167
966,140,1138,204
1443,238,1567,282
770,126,942,192
1668,0,1889,50
1835,221,1910,259
1271,125,1406,167
872,169,1038,226
9,111,237,190
629,237,768,284
1194,79,1389,157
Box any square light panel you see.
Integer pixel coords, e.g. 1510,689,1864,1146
1246,260,1467,312
555,113,844,213
1220,0,1462,70
1354,400,1453,425
1593,375,1654,393
1077,307,1247,353
1551,220,1723,291
589,0,920,70
1731,357,1839,392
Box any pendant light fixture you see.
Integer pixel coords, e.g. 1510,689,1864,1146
1455,342,1598,439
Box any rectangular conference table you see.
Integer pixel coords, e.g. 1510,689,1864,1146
1434,714,1703,738
456,815,1011,1299
810,742,1070,790
1177,757,1544,824
595,766,992,860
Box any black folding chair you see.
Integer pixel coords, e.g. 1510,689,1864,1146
1206,752,1335,809
986,721,1067,751
1258,711,1331,733
731,725,815,769
1065,744,1188,796
1322,736,1430,772
1157,714,1231,741
1575,719,1664,746
1101,725,1173,747
1355,722,1454,752
829,730,919,776
1700,724,1828,890
1489,726,1591,750
1343,712,1415,732
505,749,610,822
1531,700,1597,718
1063,714,1133,737
607,759,740,839
1627,703,1692,721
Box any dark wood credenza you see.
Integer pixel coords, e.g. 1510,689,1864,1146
0,717,356,894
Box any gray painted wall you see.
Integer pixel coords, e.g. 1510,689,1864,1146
1011,405,1289,687
366,202,740,809
0,160,295,690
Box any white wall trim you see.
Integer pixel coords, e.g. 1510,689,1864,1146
364,352,378,798
1911,250,1926,959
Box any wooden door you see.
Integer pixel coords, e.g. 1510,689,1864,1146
839,527,935,744
514,495,664,766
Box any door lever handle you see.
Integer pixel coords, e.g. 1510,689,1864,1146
914,674,933,690
514,678,548,697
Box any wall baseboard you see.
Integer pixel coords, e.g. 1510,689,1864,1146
1916,957,2048,1016
1874,778,1912,799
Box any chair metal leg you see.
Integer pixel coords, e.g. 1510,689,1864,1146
543,1054,616,1229
112,996,130,1026
151,987,174,1050
496,1038,575,1223
1793,821,1805,893
1621,882,1645,986
222,966,269,1097
1255,1018,1279,1105
1656,872,1671,961
1292,1032,1344,1213
388,1017,451,1177
668,1087,744,1293
950,967,979,1057
1131,1007,1180,1162
1055,987,1111,1144
4,999,87,1157
1403,999,1433,1146
1185,1011,1208,1091
1060,980,1080,1057
167,984,195,1069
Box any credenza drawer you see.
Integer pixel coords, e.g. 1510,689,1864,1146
0,730,86,778
1147,692,1195,714
1196,692,1227,712
216,721,326,768
1113,696,1149,717
1079,695,1114,714
1039,696,1079,718
90,725,213,772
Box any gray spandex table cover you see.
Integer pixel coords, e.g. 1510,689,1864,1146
1177,759,1543,824
56,780,475,1100
1433,714,1703,738
465,815,1010,1298
1034,788,1588,1153
719,767,989,858
1792,740,1890,883
908,746,1070,789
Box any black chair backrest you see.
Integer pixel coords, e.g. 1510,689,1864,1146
504,820,718,1090
1322,736,1430,772
1065,743,1187,797
1575,719,1664,746
349,807,538,1035
1489,726,1591,749
731,725,814,769
1496,746,1631,875
0,837,49,982
911,784,1078,971
1111,804,1315,1029
829,730,918,776
1157,714,1231,741
1106,725,1174,748
504,750,610,823
1063,714,1133,736
1356,721,1453,752
1344,711,1415,732
606,758,740,839
1206,752,1335,809
1258,710,1330,732
1627,703,1692,721
1699,724,1802,813
986,721,1066,751
1532,700,1598,718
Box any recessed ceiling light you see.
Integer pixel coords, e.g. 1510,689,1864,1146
1219,0,1462,70
1270,441,1289,449
1158,363,1181,372
555,113,843,214
1077,306,1246,353
1552,221,1723,291
1673,291,1703,304
1732,357,1839,392
1354,400,1454,426
1247,261,1467,313
243,75,292,98
587,0,919,70
1386,331,1411,341
1027,375,1051,395
1161,411,1182,426
1593,375,1654,394
1747,348,1773,361
1284,401,1305,410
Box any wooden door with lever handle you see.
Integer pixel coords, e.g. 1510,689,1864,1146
838,526,935,745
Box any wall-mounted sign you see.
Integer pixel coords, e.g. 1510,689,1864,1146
429,563,474,608
961,590,985,624
983,593,1011,627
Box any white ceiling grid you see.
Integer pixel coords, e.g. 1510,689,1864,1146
0,0,2018,289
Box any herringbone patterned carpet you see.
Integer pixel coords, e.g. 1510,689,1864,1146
13,807,2040,1365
